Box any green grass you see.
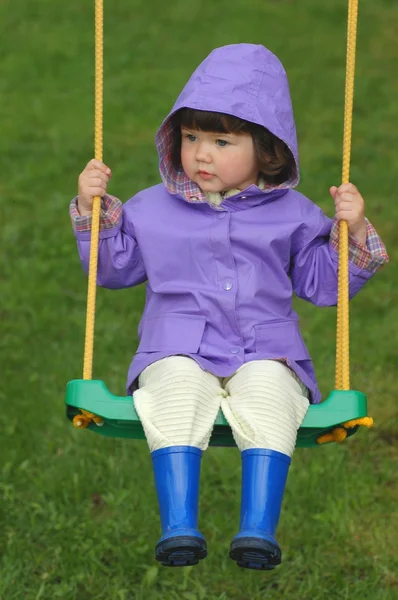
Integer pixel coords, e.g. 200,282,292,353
1,0,397,598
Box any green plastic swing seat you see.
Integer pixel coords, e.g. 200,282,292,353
65,379,368,448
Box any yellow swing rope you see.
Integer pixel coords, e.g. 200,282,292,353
335,0,359,392
83,0,103,382
73,0,104,428
74,0,372,439
317,0,373,444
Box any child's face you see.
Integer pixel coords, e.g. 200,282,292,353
180,128,259,193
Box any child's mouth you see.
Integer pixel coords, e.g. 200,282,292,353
198,171,214,180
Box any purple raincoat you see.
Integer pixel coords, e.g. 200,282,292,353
73,44,386,403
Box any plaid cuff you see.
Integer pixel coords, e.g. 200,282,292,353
330,217,389,272
70,195,123,233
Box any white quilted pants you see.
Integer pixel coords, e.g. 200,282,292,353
133,356,309,457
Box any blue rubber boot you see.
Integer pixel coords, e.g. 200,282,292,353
151,446,207,567
229,449,291,571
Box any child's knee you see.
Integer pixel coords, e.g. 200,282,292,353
138,356,219,394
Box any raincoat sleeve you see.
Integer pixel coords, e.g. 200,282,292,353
69,194,147,289
291,204,389,307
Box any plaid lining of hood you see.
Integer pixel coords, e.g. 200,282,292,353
156,117,299,205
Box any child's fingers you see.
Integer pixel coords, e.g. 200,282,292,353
335,207,352,217
329,186,338,199
330,183,358,197
86,159,104,170
331,192,360,211
338,182,357,193
86,158,112,175
88,170,110,183
87,177,108,190
88,187,106,198
334,193,358,206
335,200,355,210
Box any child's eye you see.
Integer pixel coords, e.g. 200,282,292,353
216,139,228,147
184,134,196,142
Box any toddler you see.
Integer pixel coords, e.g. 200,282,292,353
71,44,388,570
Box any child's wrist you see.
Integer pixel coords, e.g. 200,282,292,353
77,198,93,217
349,221,367,246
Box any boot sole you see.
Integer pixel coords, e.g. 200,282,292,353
156,536,207,567
229,537,281,571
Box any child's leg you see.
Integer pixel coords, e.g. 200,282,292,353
134,355,224,451
221,360,309,571
221,359,309,455
134,356,224,567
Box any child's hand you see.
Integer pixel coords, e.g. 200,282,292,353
77,159,112,216
329,183,367,246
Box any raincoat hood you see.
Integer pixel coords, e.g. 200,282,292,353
156,43,299,200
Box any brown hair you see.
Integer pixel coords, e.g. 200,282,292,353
169,108,296,185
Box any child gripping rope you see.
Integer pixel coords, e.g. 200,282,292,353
70,44,388,570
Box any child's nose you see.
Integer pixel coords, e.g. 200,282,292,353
196,143,212,162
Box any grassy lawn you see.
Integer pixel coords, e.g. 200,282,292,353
1,0,397,598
